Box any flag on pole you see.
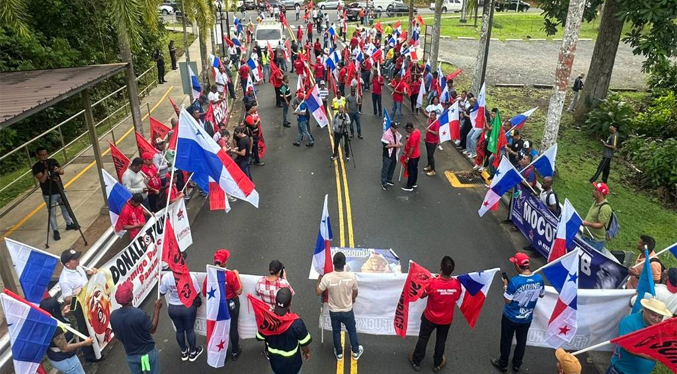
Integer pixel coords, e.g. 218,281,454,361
632,249,656,313
209,54,222,79
509,107,538,130
542,250,579,348
206,266,231,368
393,21,402,36
670,243,677,259
135,131,158,158
150,117,171,146
247,57,262,82
1,290,58,374
478,157,524,217
470,82,486,129
306,84,330,128
437,103,460,143
487,110,502,154
382,109,391,132
312,195,333,276
394,261,432,338
416,77,426,109
610,317,677,372
175,108,259,212
548,199,582,262
530,143,558,177
416,15,425,25
4,239,58,304
492,127,509,168
168,96,181,117
101,169,133,237
374,21,383,33
189,65,202,99
108,141,130,182
456,268,499,329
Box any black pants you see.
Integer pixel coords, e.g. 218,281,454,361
170,53,177,69
274,86,281,106
339,83,345,97
381,156,396,185
590,157,612,183
157,63,165,83
412,315,450,367
407,157,419,188
410,93,418,114
228,297,240,354
333,131,349,158
372,93,382,115
252,136,260,164
459,119,472,149
168,304,198,353
241,79,248,95
361,71,370,90
425,142,436,171
73,301,97,361
498,314,531,370
228,82,236,100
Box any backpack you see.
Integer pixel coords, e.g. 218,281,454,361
598,202,620,239
546,190,561,217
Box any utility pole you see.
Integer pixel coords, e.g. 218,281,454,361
180,0,193,103
471,0,494,94
541,0,586,151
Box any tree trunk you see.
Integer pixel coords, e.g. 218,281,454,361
408,0,414,32
460,0,467,23
199,27,211,88
118,31,144,136
541,0,586,151
572,0,623,123
430,0,444,68
471,0,493,94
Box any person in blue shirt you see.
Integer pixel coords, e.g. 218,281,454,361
292,91,314,147
607,298,672,374
492,252,545,373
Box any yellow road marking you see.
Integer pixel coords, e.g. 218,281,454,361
1,86,175,239
336,331,345,374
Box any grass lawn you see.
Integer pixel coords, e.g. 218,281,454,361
164,29,196,73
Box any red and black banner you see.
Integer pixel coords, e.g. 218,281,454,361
394,261,432,338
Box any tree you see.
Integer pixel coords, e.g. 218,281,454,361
429,0,444,68
471,0,493,94
0,0,29,36
408,0,414,34
183,0,215,87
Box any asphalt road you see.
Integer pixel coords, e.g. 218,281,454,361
95,36,597,374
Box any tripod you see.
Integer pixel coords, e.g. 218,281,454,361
44,169,88,248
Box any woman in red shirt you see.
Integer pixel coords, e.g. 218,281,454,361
371,71,384,116
424,111,440,176
409,74,421,115
313,39,323,59
314,57,325,81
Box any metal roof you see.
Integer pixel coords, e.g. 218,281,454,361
0,63,128,129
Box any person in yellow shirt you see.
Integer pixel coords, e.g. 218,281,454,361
384,25,392,36
332,90,346,112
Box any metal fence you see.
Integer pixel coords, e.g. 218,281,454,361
0,66,158,218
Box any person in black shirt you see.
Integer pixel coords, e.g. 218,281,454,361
568,73,584,112
32,147,76,241
234,127,253,181
40,296,94,374
169,40,177,70
506,130,524,166
256,288,312,374
153,49,166,84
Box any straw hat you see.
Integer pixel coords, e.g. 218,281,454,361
640,298,672,317
555,348,581,374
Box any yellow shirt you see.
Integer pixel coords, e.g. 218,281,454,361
332,97,346,111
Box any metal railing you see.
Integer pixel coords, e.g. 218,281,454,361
0,66,158,218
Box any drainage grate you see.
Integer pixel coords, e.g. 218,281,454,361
454,172,485,185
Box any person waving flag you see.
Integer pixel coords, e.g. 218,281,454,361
312,195,333,275
547,199,583,262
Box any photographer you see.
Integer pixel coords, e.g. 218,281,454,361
331,104,351,161
32,147,77,241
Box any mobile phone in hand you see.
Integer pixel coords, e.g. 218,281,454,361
70,296,78,312
501,272,509,281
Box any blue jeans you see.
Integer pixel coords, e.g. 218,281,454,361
49,355,86,374
582,236,611,257
238,159,252,181
126,347,160,374
466,128,482,156
296,120,313,144
282,103,289,125
168,304,197,353
349,113,361,135
43,193,73,231
329,310,359,355
391,101,402,123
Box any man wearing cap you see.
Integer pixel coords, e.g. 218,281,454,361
607,298,672,374
316,252,364,361
203,249,243,360
492,252,544,373
122,157,150,208
631,268,677,317
58,249,102,363
555,349,581,374
581,182,613,253
293,91,314,147
256,288,312,374
116,193,151,239
153,140,170,184
381,122,402,190
345,86,362,139
111,282,163,374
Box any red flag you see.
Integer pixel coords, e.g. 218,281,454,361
223,35,234,47
416,15,425,26
394,261,432,338
208,181,226,210
168,96,181,117
400,154,409,178
162,220,197,308
610,317,677,372
247,294,299,336
168,127,178,151
135,131,157,157
257,125,266,159
150,117,171,146
447,68,463,81
108,141,131,182
493,129,508,168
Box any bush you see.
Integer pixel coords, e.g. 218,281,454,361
622,136,677,199
585,94,634,139
631,91,677,139
647,59,677,93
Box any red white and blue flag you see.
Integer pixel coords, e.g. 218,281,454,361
189,65,202,99
247,57,262,82
529,143,558,178
306,84,330,128
542,249,580,348
312,194,333,275
206,265,231,368
478,157,524,217
209,54,222,79
101,169,133,237
509,107,538,130
393,21,402,36
1,290,58,374
5,239,59,304
548,199,583,263
175,107,259,213
456,268,499,329
437,101,461,143
470,82,486,129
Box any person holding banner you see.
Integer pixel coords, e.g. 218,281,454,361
116,194,150,239
626,235,662,289
40,296,94,374
409,256,460,373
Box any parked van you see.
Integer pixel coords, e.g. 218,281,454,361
371,0,393,11
255,20,284,48
428,0,462,12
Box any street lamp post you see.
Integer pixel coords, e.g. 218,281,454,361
218,1,227,57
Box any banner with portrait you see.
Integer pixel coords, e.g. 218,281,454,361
307,247,402,279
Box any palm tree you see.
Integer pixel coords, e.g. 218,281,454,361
182,0,215,88
0,0,30,36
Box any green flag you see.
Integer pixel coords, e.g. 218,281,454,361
487,110,502,154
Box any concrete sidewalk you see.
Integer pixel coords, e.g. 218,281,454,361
0,29,208,314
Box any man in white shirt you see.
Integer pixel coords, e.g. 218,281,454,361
215,70,227,96
208,85,220,102
631,268,677,317
122,158,149,204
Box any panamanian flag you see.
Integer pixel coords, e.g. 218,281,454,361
542,249,580,348
509,107,538,130
1,290,58,374
102,169,133,236
548,199,583,262
312,195,333,275
5,239,59,304
247,57,263,82
530,143,558,178
456,268,499,328
206,265,231,368
189,65,202,99
306,84,330,128
470,82,486,129
478,157,524,217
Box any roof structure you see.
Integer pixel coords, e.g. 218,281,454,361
0,63,128,129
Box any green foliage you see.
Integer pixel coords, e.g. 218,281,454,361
538,0,604,36
622,136,677,194
647,59,677,93
584,94,634,139
632,91,677,139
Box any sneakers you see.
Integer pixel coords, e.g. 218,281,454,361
438,144,443,151
413,184,418,188
432,355,446,372
408,353,420,372
352,345,364,360
473,165,481,171
382,185,387,191
53,230,61,241
358,134,363,139
65,223,77,230
401,187,413,192
426,170,436,176
491,358,507,373
331,155,338,160
335,351,344,361
293,142,301,146
254,162,265,166
423,166,431,172
231,345,241,361
181,349,190,362
189,346,204,362
306,142,314,147
227,196,237,203
386,182,394,186
479,166,486,172
346,156,350,161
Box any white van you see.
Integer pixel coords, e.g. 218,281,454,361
371,0,393,11
255,20,284,49
429,0,462,12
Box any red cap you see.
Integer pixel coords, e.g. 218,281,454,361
592,182,609,196
115,282,134,305
509,252,530,267
213,249,230,265
142,152,153,160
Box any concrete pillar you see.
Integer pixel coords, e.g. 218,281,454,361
82,89,108,208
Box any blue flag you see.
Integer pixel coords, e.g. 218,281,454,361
632,249,656,313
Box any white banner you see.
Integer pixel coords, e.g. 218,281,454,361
170,199,193,252
527,286,634,351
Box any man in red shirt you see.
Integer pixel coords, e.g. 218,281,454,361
338,63,348,96
271,66,284,107
313,57,325,81
306,21,313,44
115,193,150,239
391,75,405,123
402,122,420,191
424,111,440,177
361,58,371,91
296,25,303,41
294,56,305,76
238,60,250,95
313,39,322,59
371,71,384,116
409,256,460,372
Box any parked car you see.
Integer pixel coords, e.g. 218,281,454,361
385,1,416,17
236,0,256,11
496,0,530,12
255,20,284,48
428,0,461,13
266,0,284,8
280,0,304,10
346,2,381,21
317,0,344,10
158,2,176,15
